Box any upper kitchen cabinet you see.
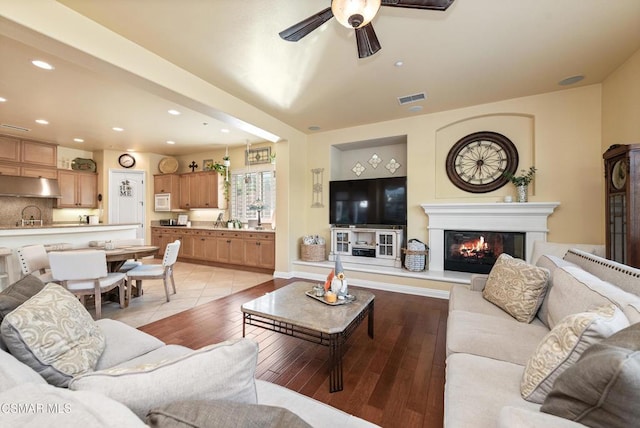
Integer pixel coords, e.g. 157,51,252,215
56,170,97,208
0,135,21,162
179,171,226,209
154,173,181,211
21,140,57,167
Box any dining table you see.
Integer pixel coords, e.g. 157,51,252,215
103,245,160,272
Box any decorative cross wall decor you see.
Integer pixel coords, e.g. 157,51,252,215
189,161,198,172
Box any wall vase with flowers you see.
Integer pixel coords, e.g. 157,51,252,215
503,166,537,202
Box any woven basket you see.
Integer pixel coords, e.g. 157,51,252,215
402,239,429,271
300,244,326,261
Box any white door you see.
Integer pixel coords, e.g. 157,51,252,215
109,170,145,240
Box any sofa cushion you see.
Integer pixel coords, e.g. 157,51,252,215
0,283,105,387
444,353,541,428
564,249,640,296
146,400,312,428
449,285,516,319
0,383,146,427
0,348,46,392
446,310,549,365
482,254,550,323
520,305,628,404
69,338,259,419
94,319,165,370
535,255,579,328
498,406,587,428
0,275,45,322
546,266,640,328
541,322,640,427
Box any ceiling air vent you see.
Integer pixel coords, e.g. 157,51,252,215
1,123,30,132
397,92,426,105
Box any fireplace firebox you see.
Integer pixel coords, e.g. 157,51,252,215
444,230,525,274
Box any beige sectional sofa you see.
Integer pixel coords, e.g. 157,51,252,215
0,278,378,427
445,248,640,427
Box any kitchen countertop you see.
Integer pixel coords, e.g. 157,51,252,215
0,223,139,231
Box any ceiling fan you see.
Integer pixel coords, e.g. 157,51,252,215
279,0,455,58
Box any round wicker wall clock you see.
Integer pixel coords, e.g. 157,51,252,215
445,131,519,193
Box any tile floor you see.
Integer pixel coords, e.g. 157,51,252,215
99,260,273,328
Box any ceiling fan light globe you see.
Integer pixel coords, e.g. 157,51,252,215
332,0,381,29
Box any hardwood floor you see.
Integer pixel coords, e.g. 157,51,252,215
139,278,449,428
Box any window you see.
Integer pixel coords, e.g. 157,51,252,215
230,166,275,223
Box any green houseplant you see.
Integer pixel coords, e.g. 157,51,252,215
503,166,536,202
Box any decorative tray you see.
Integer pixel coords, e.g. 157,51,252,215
305,290,356,306
158,157,179,174
71,158,97,172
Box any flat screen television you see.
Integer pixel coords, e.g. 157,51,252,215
329,177,407,226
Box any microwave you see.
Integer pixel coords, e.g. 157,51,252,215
154,193,171,211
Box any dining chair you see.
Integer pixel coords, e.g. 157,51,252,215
125,240,181,302
111,238,145,273
48,250,126,319
16,244,56,283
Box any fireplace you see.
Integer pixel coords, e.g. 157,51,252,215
420,202,560,272
444,230,525,274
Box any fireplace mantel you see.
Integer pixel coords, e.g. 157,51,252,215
421,202,560,271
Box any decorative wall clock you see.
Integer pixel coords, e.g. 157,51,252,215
118,153,136,168
445,131,519,193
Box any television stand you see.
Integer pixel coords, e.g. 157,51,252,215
329,226,404,268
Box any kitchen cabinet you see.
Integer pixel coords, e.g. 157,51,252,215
0,163,21,176
179,172,225,209
56,170,97,208
243,232,276,269
21,140,57,167
21,166,58,179
154,173,181,211
0,135,20,162
151,227,274,271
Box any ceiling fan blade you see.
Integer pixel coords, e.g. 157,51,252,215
279,7,334,42
381,0,454,11
355,24,381,59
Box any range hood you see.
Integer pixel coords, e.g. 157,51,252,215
0,175,62,198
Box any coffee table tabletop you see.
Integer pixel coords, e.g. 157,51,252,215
241,280,375,392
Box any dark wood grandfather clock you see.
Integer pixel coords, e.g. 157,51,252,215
603,144,640,268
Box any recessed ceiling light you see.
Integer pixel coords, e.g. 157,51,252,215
73,138,84,143
32,60,54,70
126,149,135,152
166,140,176,145
558,75,585,86
112,127,124,132
35,119,49,125
394,60,404,67
408,105,423,113
0,97,6,102
220,128,230,133
168,109,181,115
308,125,321,131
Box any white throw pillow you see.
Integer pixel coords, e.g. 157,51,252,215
69,338,259,419
483,253,550,323
520,305,629,404
0,284,105,387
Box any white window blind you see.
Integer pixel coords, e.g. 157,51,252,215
230,166,275,223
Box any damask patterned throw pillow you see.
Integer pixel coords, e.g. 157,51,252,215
0,283,106,387
520,305,629,404
482,253,551,323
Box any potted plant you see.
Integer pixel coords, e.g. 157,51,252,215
503,166,537,202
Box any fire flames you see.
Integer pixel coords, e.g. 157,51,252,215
457,236,491,258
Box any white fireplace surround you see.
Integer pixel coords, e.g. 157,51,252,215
421,202,560,271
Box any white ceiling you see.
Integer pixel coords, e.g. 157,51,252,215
1,0,639,156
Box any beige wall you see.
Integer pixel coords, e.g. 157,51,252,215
602,48,640,151
304,85,603,248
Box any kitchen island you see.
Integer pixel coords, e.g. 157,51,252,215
0,223,138,287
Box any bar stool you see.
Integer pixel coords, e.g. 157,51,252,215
0,247,11,289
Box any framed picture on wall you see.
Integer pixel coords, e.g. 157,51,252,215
245,147,271,165
203,159,214,171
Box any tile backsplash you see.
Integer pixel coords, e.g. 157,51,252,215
0,197,54,226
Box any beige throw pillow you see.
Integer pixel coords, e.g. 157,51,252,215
520,305,629,404
483,253,550,323
0,283,105,387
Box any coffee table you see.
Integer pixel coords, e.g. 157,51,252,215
241,281,375,392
